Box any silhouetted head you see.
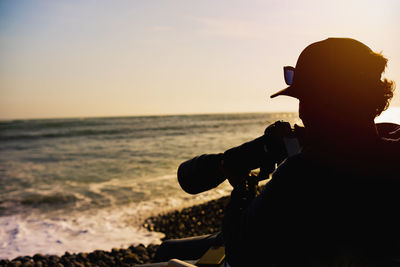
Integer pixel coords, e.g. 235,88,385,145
271,38,395,128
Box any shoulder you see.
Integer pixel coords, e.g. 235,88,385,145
377,122,400,140
377,137,400,176
267,153,313,190
381,136,400,150
272,153,310,178
377,122,400,155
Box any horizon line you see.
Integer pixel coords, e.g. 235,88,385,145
2,106,399,122
0,109,299,122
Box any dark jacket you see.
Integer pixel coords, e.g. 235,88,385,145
223,131,400,266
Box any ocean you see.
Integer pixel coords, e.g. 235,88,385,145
0,112,301,259
1,109,399,260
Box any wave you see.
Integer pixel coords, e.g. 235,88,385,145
20,193,78,206
0,113,285,142
0,186,231,260
0,128,136,141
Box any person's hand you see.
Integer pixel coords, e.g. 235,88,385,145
219,160,248,188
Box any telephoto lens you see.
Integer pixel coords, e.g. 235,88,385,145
177,135,271,195
177,121,303,195
177,153,225,194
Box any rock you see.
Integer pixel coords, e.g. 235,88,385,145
72,260,84,267
0,259,10,266
76,252,88,261
141,254,150,262
13,257,29,263
60,255,71,265
48,255,60,265
61,261,73,267
103,256,115,265
22,261,33,267
143,195,230,240
32,254,45,262
132,244,147,255
123,252,140,264
146,244,160,254
94,250,104,259
11,261,22,267
96,260,106,266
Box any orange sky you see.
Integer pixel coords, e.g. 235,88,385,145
1,0,399,119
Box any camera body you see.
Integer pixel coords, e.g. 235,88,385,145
177,121,304,195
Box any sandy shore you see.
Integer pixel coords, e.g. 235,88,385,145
0,195,230,267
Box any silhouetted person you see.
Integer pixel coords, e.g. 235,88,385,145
222,38,399,266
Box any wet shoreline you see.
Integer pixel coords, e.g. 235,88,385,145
0,195,230,266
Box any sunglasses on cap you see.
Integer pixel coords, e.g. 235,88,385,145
284,66,295,85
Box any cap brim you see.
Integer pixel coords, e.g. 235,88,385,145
270,85,297,98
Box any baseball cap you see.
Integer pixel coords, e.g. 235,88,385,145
270,38,378,99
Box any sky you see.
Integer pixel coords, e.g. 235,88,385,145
1,0,399,119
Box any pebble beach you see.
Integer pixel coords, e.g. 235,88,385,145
0,195,230,267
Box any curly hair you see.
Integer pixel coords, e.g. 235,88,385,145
361,51,395,118
322,50,396,119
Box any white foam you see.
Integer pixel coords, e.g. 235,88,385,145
0,182,232,260
0,211,164,260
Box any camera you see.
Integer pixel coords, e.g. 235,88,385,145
177,121,305,194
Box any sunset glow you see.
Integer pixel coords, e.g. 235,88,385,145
1,0,399,119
